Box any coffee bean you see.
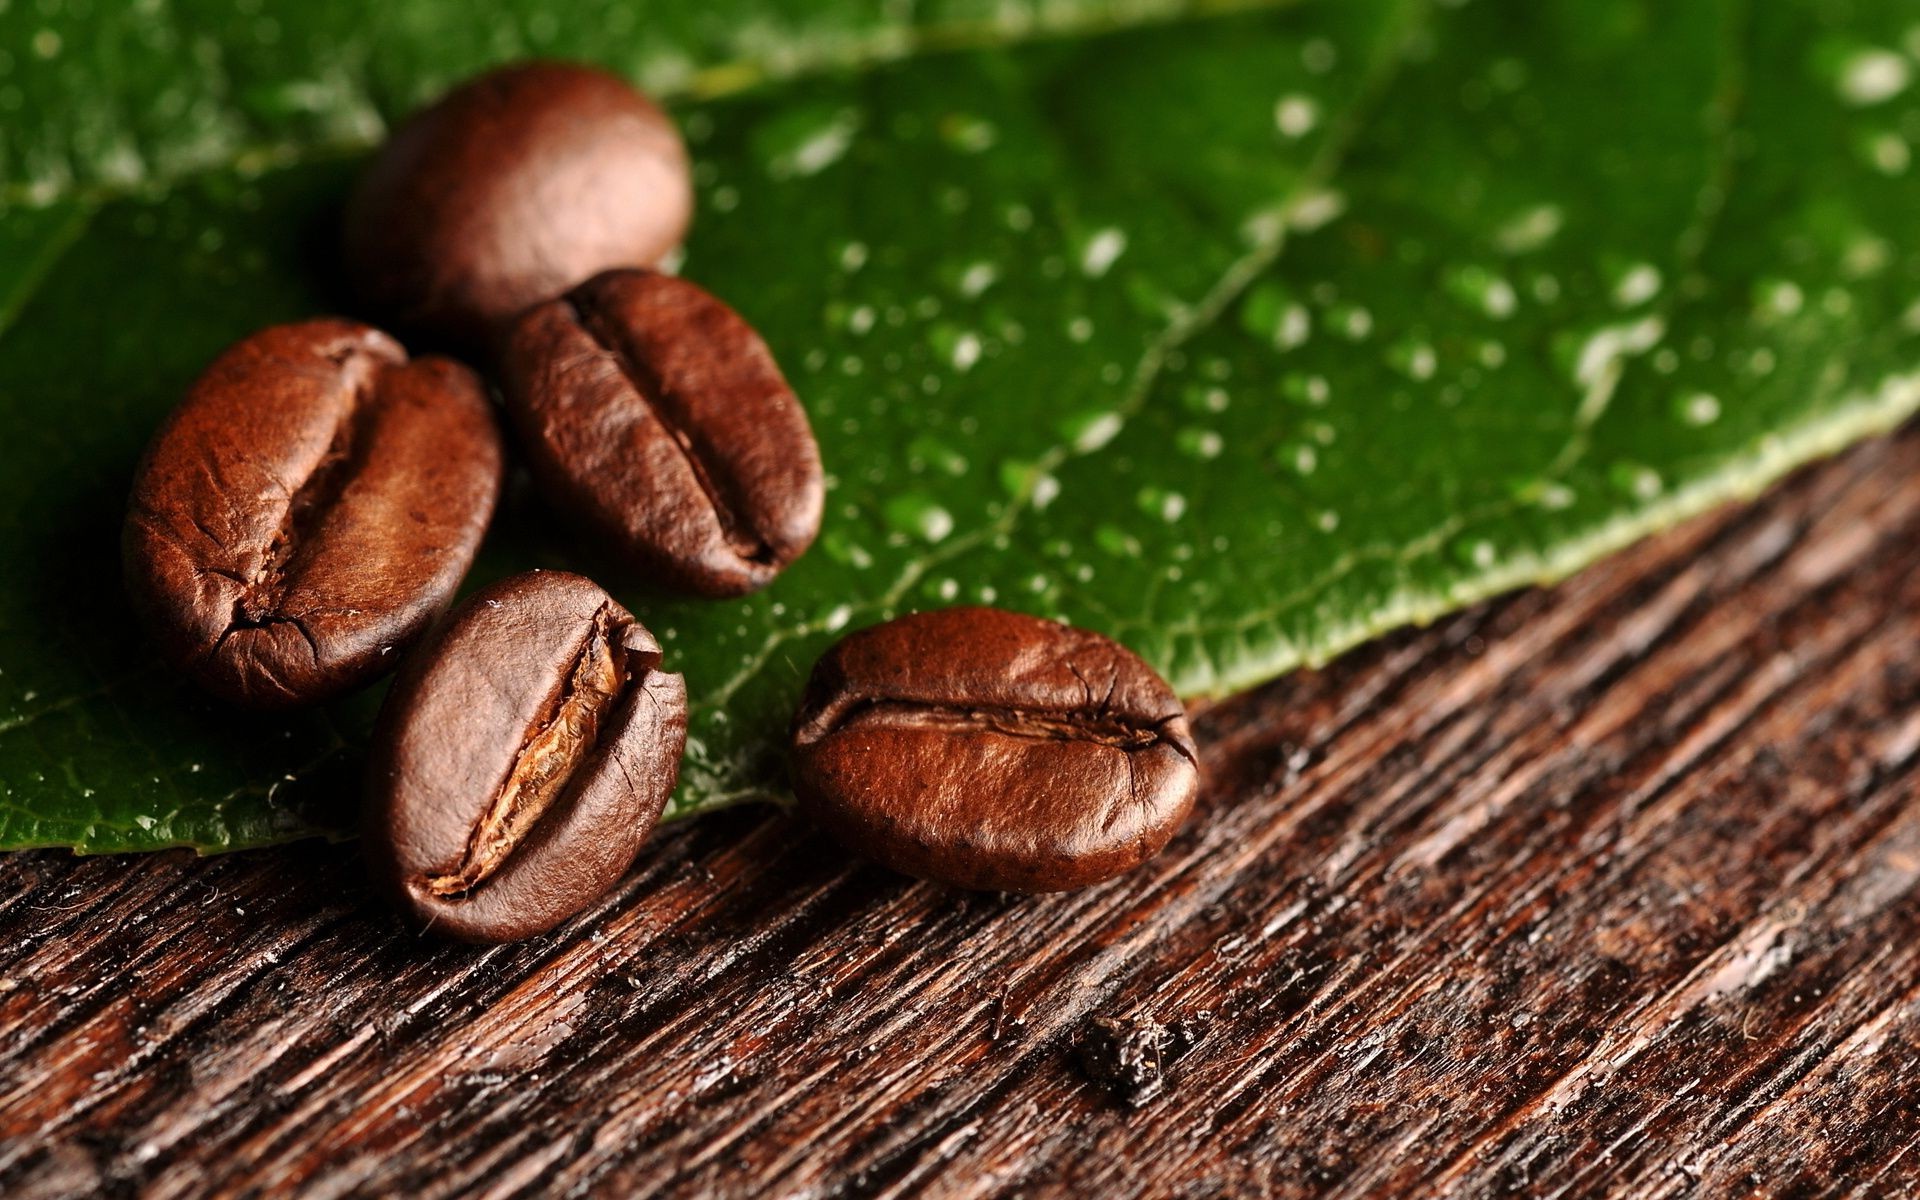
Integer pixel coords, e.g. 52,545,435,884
343,61,692,349
789,607,1199,892
365,570,687,943
500,268,824,598
124,319,502,709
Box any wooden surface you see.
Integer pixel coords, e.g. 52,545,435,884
3,425,1920,1199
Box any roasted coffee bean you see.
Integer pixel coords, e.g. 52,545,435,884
123,319,502,709
343,61,692,349
500,268,824,597
365,570,687,943
789,607,1199,892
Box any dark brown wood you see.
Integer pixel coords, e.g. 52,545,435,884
4,426,1920,1199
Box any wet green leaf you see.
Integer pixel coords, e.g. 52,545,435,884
3,0,1918,851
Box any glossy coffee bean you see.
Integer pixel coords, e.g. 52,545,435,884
124,319,502,709
789,607,1199,892
500,268,824,597
365,571,688,944
343,61,692,349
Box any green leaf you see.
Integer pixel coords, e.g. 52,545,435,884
3,0,1918,852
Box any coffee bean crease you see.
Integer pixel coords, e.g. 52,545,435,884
501,269,823,598
802,698,1187,754
564,294,774,566
365,571,687,943
123,319,501,708
424,602,649,898
789,607,1200,892
217,346,385,646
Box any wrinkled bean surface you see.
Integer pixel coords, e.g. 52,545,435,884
365,570,688,944
790,607,1199,892
343,61,691,349
502,268,823,597
123,319,501,708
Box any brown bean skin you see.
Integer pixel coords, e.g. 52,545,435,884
123,319,502,709
364,571,688,945
500,268,824,598
790,608,1200,893
342,61,692,350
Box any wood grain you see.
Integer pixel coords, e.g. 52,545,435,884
3,425,1920,1198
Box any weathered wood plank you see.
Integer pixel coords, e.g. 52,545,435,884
3,427,1919,1198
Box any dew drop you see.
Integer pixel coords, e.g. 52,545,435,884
1389,339,1438,382
1241,283,1312,350
1837,48,1910,106
1177,428,1224,459
950,332,981,371
760,106,861,179
1612,263,1662,308
1059,410,1123,452
1079,228,1127,277
1843,235,1892,279
1330,305,1373,340
1284,374,1331,406
956,261,999,298
1183,384,1231,414
1609,462,1665,500
1000,460,1061,508
1534,481,1576,511
1136,487,1187,522
1286,189,1346,233
1675,392,1721,426
1495,204,1564,254
1275,94,1320,138
1863,130,1911,175
883,494,954,543
1446,264,1518,318
1452,539,1498,569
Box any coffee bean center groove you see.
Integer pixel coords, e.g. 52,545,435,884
805,698,1188,755
423,602,651,897
210,345,390,662
564,293,776,566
